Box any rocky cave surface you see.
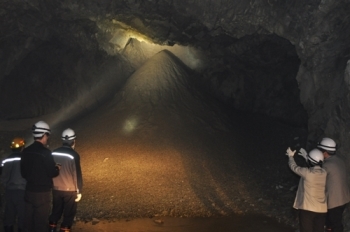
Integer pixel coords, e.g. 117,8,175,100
2,0,350,148
1,0,350,230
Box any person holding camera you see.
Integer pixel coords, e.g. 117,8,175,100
48,128,83,232
286,147,327,232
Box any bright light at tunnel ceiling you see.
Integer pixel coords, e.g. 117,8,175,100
107,21,205,71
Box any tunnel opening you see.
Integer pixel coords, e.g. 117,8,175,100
202,33,307,128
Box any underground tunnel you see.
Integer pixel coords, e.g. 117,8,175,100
1,0,350,231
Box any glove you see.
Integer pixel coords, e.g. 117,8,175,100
75,193,82,202
286,147,296,157
298,148,308,161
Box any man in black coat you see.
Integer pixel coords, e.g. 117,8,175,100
21,121,60,232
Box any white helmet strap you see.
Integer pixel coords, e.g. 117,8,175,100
318,143,336,150
32,125,51,133
62,134,76,140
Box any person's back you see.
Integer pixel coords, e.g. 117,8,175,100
323,155,350,209
21,141,58,192
2,151,26,190
290,158,327,213
52,145,81,192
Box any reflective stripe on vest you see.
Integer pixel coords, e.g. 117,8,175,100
1,157,21,166
52,152,74,160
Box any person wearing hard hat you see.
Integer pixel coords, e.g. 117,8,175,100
286,147,327,232
20,121,60,232
48,128,83,232
1,137,26,232
317,138,350,232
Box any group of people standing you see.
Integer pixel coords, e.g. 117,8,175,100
286,137,350,232
1,121,83,232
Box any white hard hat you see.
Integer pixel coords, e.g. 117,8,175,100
62,128,76,141
307,149,324,165
32,121,51,138
317,137,336,152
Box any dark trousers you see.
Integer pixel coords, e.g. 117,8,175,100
23,190,51,232
49,190,77,227
4,189,25,229
326,204,347,232
299,209,326,232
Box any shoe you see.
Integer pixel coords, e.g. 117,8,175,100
48,221,57,232
60,226,71,232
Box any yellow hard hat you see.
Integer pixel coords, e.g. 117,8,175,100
10,137,25,149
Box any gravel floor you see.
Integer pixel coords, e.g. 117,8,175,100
0,107,307,232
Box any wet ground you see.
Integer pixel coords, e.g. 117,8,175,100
0,214,296,232
74,215,296,232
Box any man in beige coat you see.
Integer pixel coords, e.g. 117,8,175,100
287,147,327,232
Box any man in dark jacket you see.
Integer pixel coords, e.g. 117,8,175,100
1,137,26,232
49,128,83,232
317,137,350,232
20,121,60,232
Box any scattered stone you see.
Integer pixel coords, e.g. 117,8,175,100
92,218,100,225
153,219,164,224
